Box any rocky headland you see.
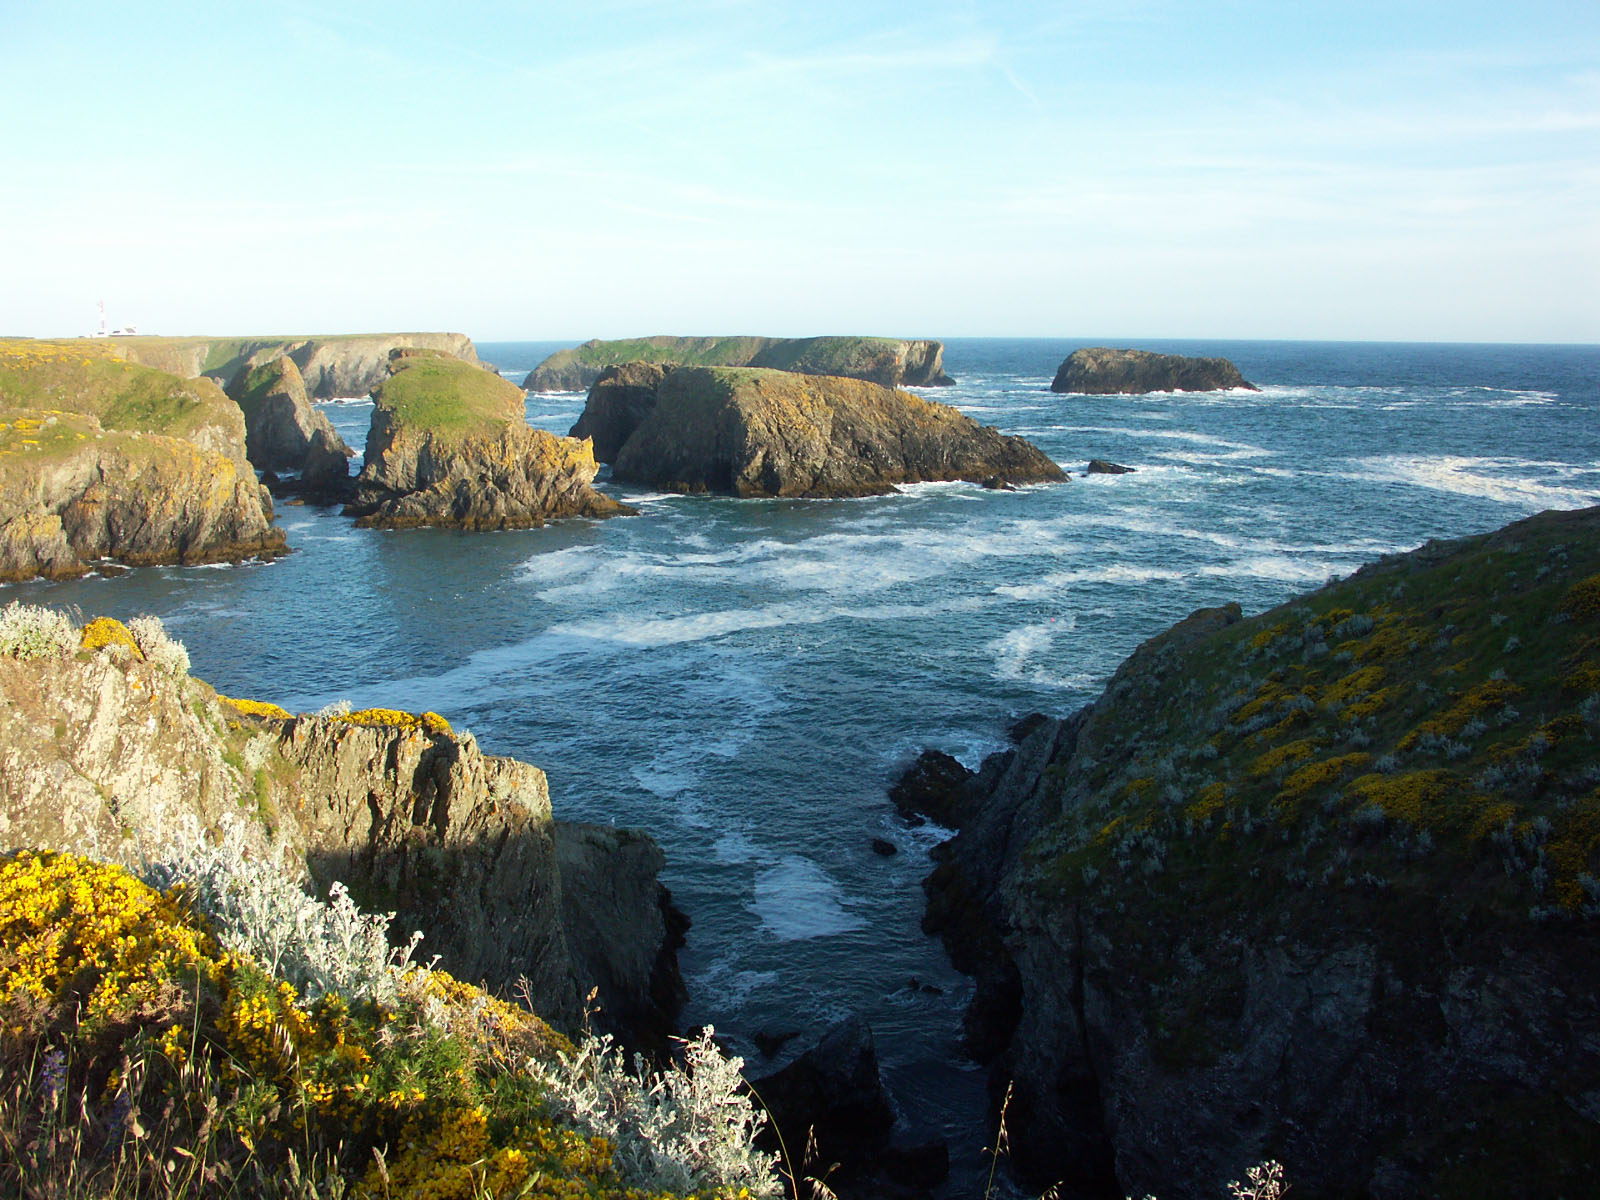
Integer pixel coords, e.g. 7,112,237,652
0,610,683,1050
345,353,631,529
226,355,353,497
109,331,486,398
901,505,1600,1198
0,339,286,581
572,362,1064,497
525,334,955,392
1051,347,1257,394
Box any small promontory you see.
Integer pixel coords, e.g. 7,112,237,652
0,339,285,581
572,362,1065,498
345,353,630,529
226,356,353,497
906,505,1600,1199
525,335,954,392
1051,347,1257,394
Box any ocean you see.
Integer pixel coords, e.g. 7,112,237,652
24,337,1600,1192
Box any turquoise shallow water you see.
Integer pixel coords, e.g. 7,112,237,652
20,337,1600,1191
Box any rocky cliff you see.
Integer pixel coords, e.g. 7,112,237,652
1051,347,1257,394
904,506,1600,1199
0,340,285,581
0,612,683,1050
573,363,1063,498
525,335,955,392
345,354,630,529
109,332,485,398
226,356,353,497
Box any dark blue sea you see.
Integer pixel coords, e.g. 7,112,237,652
24,337,1600,1192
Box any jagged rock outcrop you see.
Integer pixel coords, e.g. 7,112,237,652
1086,459,1134,475
109,332,486,398
1051,348,1257,394
906,507,1600,1199
0,340,286,581
346,354,630,529
525,335,955,392
226,356,352,497
0,621,685,1052
573,364,1064,498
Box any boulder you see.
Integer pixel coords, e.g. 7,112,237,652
345,354,631,529
1051,347,1257,394
1086,458,1134,475
888,749,976,829
750,1016,896,1174
574,364,1065,498
226,355,353,496
525,335,955,392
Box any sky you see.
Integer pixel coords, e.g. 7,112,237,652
1,0,1597,342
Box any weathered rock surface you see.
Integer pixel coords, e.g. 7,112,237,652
0,628,685,1051
110,332,486,398
1051,347,1257,394
346,354,630,529
226,356,352,496
574,364,1065,498
0,341,286,581
911,507,1600,1199
1086,458,1134,475
525,335,954,392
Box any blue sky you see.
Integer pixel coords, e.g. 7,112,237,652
2,1,1596,341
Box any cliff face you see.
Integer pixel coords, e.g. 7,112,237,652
0,340,285,580
574,364,1063,498
1051,347,1257,394
0,620,684,1050
524,335,955,392
226,356,352,495
109,332,484,398
909,507,1600,1199
346,355,629,529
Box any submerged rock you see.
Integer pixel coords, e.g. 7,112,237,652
226,355,353,497
1051,347,1257,394
525,334,954,392
573,363,1065,498
345,354,630,529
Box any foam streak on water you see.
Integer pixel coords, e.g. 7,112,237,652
29,337,1600,1194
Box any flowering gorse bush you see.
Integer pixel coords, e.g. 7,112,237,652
0,600,75,660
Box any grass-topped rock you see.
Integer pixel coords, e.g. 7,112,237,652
0,339,285,580
345,354,630,529
907,504,1600,1199
573,362,1064,498
1051,347,1257,394
226,355,353,497
525,334,954,392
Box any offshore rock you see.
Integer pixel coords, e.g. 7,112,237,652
0,340,285,581
1086,458,1135,474
226,355,353,497
345,354,630,529
525,334,955,392
1051,347,1257,394
575,364,1065,498
918,507,1600,1199
110,332,486,398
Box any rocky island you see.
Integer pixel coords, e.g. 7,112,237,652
525,334,955,392
901,505,1600,1199
1051,347,1257,394
226,355,354,497
0,339,286,581
571,362,1064,497
345,351,630,529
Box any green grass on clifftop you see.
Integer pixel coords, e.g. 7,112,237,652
0,339,224,444
372,355,524,437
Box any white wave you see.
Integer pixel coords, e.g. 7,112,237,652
1343,455,1600,510
631,762,698,798
712,831,763,864
686,957,779,1008
750,857,867,941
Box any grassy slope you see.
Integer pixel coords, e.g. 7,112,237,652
372,355,525,438
538,334,911,377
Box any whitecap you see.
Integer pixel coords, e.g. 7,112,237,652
1341,455,1600,510
750,858,867,941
